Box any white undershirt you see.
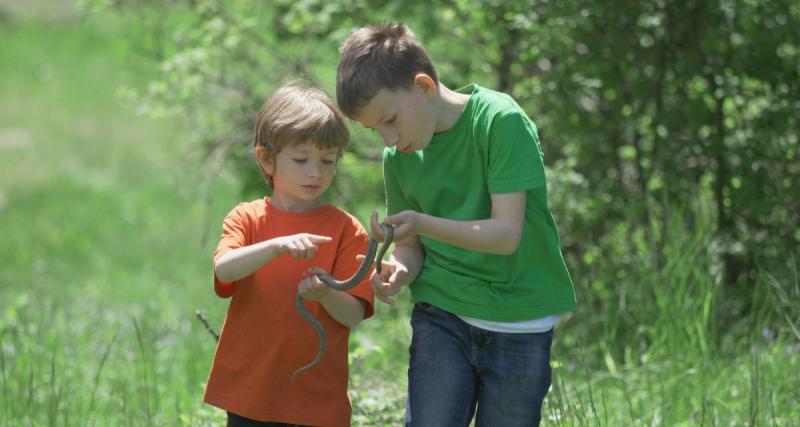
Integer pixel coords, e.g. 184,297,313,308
458,314,563,333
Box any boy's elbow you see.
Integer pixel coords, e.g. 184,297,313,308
346,317,363,328
215,270,233,283
495,244,518,256
495,234,522,255
486,217,524,255
338,313,363,328
214,261,235,283
346,302,367,327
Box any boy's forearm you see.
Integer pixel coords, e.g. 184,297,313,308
416,215,521,255
214,240,283,282
386,192,525,255
319,291,365,327
391,240,424,285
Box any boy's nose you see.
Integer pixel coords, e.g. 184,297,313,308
308,162,321,177
378,128,398,147
385,135,400,148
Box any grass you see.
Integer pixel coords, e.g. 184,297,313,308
0,12,234,426
1,7,799,427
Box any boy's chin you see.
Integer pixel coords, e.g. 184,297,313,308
412,141,430,151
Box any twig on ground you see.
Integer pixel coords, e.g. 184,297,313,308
196,310,220,341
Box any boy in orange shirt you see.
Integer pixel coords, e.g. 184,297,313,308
203,84,375,427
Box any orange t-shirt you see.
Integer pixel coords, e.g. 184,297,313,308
203,198,375,426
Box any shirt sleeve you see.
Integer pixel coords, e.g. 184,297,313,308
488,110,547,194
383,149,417,215
330,218,376,320
212,204,250,298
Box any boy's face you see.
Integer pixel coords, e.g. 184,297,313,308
354,84,438,153
259,142,338,210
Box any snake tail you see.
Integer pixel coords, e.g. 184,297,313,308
291,293,328,383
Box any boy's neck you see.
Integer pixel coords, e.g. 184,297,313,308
433,83,471,134
268,194,322,212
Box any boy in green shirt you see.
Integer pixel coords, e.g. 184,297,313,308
336,23,576,426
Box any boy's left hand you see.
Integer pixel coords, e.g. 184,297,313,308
382,210,423,242
298,267,332,301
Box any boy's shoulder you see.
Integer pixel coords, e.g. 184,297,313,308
324,205,369,236
321,203,361,223
224,197,267,219
464,84,524,118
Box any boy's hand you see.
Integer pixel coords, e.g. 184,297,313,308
356,255,410,305
379,210,422,242
274,234,332,260
369,211,390,241
298,267,332,301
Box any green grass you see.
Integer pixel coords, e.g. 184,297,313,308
1,8,798,427
0,13,230,426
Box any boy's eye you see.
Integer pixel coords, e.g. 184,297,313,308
293,158,307,163
387,116,397,125
322,159,335,165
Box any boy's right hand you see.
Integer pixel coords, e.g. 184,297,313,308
356,255,409,305
274,234,332,260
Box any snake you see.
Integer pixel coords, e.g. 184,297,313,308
291,223,394,382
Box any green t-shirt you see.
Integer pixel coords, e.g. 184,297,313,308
383,84,576,321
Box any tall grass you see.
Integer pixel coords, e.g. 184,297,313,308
543,203,800,425
1,8,798,427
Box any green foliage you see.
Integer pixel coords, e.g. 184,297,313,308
90,0,799,292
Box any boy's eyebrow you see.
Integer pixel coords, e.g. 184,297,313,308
291,146,337,155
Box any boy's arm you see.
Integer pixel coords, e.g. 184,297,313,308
387,235,425,286
319,291,366,327
215,234,332,282
299,267,366,327
385,191,526,255
364,213,425,304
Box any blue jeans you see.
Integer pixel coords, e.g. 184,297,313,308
406,302,553,427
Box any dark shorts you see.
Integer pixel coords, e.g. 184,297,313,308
227,412,305,427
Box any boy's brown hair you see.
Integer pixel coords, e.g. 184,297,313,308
336,22,438,119
253,84,349,187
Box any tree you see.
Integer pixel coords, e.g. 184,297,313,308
88,0,799,313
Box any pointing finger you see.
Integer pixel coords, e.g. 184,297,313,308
308,234,333,243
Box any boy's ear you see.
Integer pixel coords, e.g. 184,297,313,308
254,145,275,175
413,73,437,95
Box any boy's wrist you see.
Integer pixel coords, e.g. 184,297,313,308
317,288,335,303
413,212,430,237
262,238,283,254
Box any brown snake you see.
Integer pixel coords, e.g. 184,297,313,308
292,223,394,382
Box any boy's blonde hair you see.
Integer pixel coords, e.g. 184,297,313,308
336,22,438,119
253,84,349,187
